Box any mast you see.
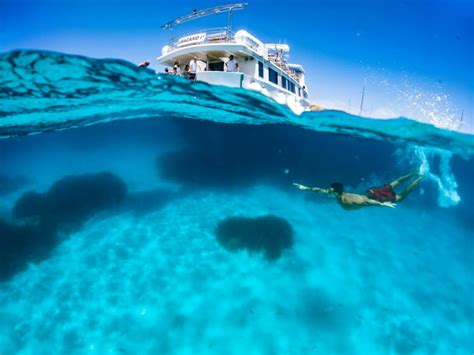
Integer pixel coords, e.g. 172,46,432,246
358,81,366,116
227,8,233,37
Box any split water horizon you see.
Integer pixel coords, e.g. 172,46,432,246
0,49,473,354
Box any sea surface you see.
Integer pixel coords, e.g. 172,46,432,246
0,50,473,354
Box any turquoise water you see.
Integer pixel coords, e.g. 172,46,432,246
0,50,473,354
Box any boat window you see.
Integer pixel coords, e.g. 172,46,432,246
298,87,301,97
289,81,295,94
269,68,278,85
208,61,224,71
281,76,287,90
258,61,264,78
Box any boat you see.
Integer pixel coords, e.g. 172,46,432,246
157,3,311,114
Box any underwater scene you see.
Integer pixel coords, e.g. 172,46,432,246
0,50,473,354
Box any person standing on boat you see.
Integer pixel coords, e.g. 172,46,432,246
173,61,180,74
302,85,308,99
182,64,190,78
225,55,239,72
188,56,198,81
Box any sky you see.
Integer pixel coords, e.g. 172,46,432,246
1,0,473,131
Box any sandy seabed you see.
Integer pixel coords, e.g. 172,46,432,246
0,185,472,354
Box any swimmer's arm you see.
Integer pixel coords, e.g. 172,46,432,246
293,183,330,194
364,198,396,208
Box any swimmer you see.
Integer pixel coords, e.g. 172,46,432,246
294,171,424,210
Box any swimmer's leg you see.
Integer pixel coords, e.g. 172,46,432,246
396,175,425,202
389,171,418,189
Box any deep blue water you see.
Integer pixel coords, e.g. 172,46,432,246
0,50,473,354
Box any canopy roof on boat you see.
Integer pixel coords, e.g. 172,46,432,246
159,46,250,66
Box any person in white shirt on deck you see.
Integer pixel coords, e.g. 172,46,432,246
188,56,198,81
225,55,239,72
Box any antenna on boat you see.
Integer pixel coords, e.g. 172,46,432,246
358,80,366,116
161,3,247,30
161,3,247,45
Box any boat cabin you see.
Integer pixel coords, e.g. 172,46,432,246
157,4,310,112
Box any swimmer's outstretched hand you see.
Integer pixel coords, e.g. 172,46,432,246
293,183,310,190
382,201,397,208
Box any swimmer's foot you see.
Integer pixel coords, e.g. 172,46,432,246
417,164,429,176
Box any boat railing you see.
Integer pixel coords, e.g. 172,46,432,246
167,27,301,83
168,27,235,50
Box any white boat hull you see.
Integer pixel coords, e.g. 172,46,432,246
195,71,310,114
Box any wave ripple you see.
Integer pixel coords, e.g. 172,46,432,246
1,50,473,157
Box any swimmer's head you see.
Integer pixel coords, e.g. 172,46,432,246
329,182,343,195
